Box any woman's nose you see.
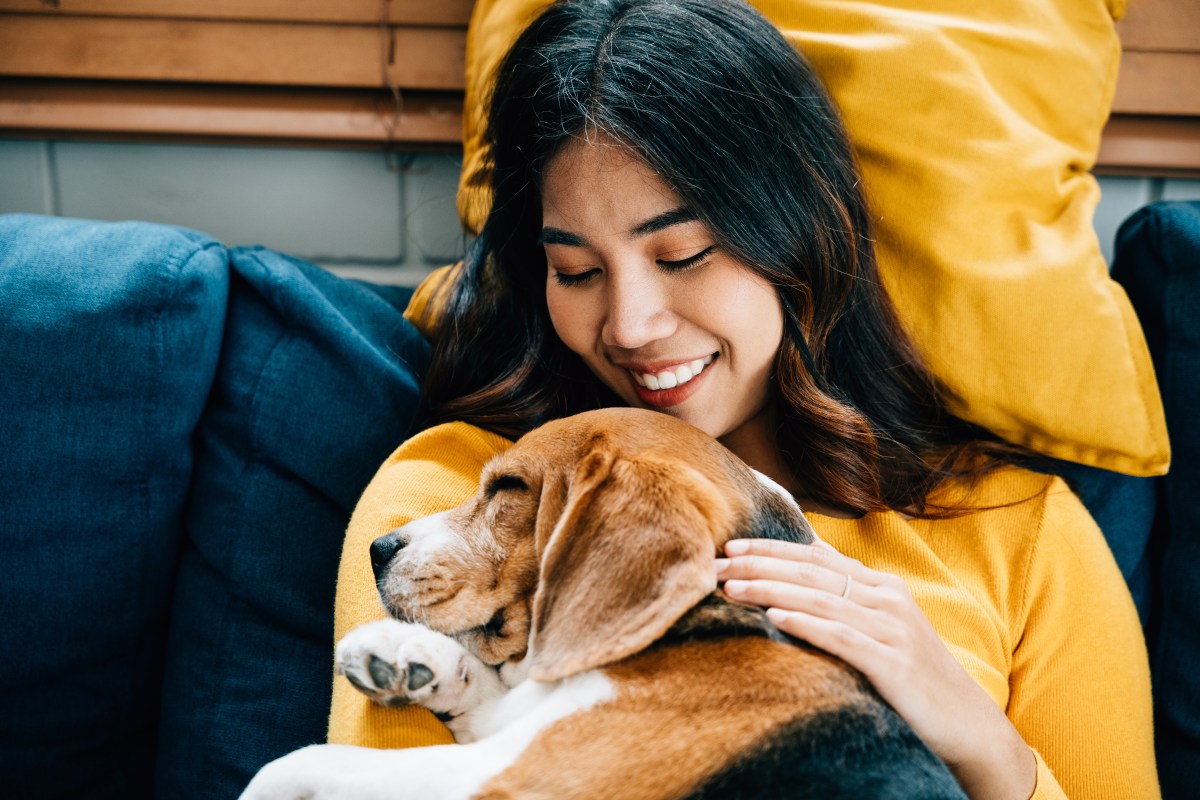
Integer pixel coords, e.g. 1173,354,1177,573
601,272,676,349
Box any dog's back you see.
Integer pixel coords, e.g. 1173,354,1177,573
476,596,965,799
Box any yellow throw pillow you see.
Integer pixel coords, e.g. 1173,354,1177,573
453,0,1169,476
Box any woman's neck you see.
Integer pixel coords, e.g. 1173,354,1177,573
718,405,858,520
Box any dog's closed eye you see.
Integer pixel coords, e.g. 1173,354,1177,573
482,609,506,637
486,474,529,496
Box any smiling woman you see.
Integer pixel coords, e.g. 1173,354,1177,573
325,1,1159,798
540,136,784,460
418,0,1023,518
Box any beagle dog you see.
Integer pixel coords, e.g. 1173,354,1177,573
243,408,966,799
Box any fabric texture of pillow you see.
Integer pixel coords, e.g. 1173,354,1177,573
456,0,1168,476
155,247,428,798
0,214,228,799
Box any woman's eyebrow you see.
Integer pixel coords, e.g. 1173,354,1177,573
538,227,586,247
539,207,698,247
631,207,697,237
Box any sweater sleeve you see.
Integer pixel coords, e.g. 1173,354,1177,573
1010,479,1159,799
326,422,513,748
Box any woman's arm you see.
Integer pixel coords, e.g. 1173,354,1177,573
326,422,513,748
1004,481,1158,799
716,478,1159,800
718,538,1037,800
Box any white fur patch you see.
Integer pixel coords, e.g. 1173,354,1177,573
240,671,615,799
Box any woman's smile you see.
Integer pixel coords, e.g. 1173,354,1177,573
620,353,716,407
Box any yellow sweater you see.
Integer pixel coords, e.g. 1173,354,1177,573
328,422,1159,799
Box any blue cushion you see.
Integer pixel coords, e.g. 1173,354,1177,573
0,214,228,799
156,247,428,798
1112,200,1200,798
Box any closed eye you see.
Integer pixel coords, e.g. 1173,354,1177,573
486,474,529,496
658,245,716,272
551,268,600,288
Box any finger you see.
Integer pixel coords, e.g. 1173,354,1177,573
764,608,889,676
723,538,881,587
716,554,848,597
723,579,886,627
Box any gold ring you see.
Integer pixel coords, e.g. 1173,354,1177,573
840,573,854,600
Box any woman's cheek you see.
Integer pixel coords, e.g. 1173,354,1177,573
546,287,596,361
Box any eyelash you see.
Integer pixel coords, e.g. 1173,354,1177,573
659,245,716,272
551,246,716,287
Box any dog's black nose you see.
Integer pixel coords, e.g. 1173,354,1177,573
370,531,405,580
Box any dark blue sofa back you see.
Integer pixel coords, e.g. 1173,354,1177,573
0,214,428,799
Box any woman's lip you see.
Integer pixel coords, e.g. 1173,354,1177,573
617,356,715,374
630,356,714,408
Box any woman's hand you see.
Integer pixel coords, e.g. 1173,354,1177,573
716,538,1036,800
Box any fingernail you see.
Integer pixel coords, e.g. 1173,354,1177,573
714,558,730,575
766,608,789,624
724,580,747,596
724,540,749,556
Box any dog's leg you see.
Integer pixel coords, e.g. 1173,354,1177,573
336,619,506,742
240,671,615,800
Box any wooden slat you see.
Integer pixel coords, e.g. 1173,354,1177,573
0,79,462,145
0,0,474,27
1097,115,1200,177
0,14,466,90
1115,0,1200,53
1111,51,1200,116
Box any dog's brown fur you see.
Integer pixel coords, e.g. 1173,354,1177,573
377,407,811,680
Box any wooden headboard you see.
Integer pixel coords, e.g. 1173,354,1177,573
0,0,1196,175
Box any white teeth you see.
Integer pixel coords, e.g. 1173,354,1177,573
631,354,715,391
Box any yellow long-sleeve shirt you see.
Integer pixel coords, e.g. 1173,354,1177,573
328,422,1159,799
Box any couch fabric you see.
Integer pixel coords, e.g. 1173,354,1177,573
0,214,428,799
1111,201,1200,799
0,216,228,799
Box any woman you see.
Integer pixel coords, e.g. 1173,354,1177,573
329,1,1157,798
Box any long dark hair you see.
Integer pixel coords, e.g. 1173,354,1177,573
421,0,1025,516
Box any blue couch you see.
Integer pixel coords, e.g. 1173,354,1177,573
0,207,1195,798
0,214,428,799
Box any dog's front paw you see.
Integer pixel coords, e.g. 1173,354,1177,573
336,619,485,716
240,745,365,800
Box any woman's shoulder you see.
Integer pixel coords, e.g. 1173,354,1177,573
914,463,1111,578
927,463,1081,531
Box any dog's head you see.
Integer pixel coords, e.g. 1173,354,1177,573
372,407,816,682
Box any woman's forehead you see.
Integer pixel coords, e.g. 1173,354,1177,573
541,137,689,236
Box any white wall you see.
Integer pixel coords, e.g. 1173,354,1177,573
2,138,1198,286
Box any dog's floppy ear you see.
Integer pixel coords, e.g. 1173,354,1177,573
528,444,728,682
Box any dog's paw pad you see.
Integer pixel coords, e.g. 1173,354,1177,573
406,662,434,691
369,654,400,690
335,619,474,709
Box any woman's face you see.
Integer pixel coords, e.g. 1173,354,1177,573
541,136,785,448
